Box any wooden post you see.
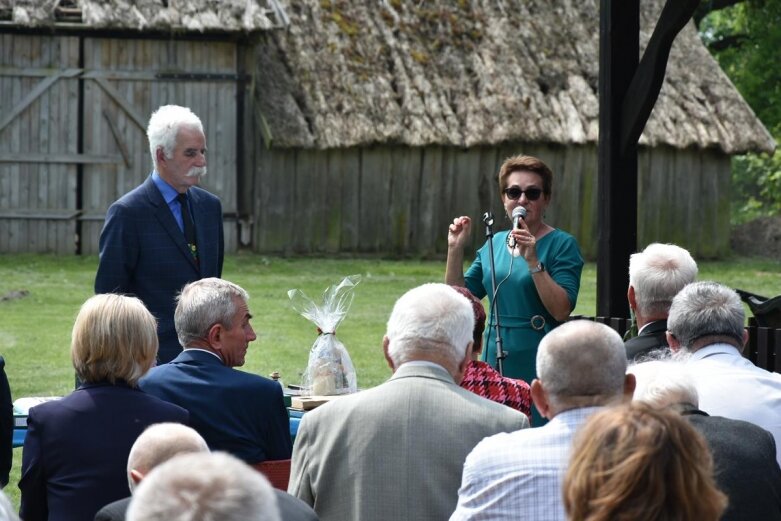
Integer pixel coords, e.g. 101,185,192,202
597,0,700,318
598,0,638,318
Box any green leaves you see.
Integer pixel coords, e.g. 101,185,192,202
699,0,781,224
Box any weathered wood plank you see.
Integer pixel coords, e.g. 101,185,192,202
336,148,361,252
662,147,688,248
358,147,393,252
415,146,444,255
682,149,701,253
255,148,296,253
388,147,421,254
452,147,482,220
700,149,730,258
81,37,110,255
578,146,599,259
555,145,579,239
0,153,121,164
637,147,656,246
292,148,323,253
471,146,499,253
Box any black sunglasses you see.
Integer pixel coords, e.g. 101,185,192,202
503,186,543,201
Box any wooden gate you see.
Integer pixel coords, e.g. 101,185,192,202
0,33,241,254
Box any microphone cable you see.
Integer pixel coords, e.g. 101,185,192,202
482,235,517,360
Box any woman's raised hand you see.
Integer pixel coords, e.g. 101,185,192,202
448,216,472,250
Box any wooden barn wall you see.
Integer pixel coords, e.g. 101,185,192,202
252,144,730,260
0,34,80,254
637,146,730,259
0,33,242,254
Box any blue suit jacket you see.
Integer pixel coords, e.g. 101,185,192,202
19,382,188,521
95,175,224,363
0,356,12,488
139,350,292,464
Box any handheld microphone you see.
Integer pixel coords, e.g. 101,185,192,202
508,206,526,248
512,206,527,229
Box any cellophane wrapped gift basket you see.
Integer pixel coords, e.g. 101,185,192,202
288,275,360,396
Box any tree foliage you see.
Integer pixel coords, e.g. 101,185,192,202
698,0,781,223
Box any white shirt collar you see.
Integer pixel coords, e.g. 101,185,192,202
637,319,663,335
185,347,224,363
397,360,447,372
688,342,740,361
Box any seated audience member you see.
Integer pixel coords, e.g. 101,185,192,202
96,423,317,521
95,422,207,521
139,278,292,464
288,283,528,521
630,360,781,521
19,294,189,521
0,488,18,521
126,452,281,521
451,320,634,521
0,357,11,488
564,402,727,521
624,243,697,361
0,490,19,521
452,286,531,419
667,281,781,465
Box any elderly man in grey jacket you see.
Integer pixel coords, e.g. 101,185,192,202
288,283,529,521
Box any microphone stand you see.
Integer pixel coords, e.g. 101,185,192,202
482,212,507,375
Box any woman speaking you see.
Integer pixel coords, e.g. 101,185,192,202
446,154,583,419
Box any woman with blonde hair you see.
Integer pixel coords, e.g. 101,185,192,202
564,402,727,521
20,294,189,521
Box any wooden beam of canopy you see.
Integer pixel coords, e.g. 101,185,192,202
597,0,699,318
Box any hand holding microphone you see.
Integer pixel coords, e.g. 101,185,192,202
512,206,527,229
508,206,527,248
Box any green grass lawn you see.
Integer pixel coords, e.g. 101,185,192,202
1,252,780,508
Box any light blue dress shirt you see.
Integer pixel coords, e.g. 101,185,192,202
151,171,186,233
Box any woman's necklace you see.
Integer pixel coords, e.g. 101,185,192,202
505,222,545,255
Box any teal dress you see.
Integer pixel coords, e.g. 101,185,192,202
464,228,583,423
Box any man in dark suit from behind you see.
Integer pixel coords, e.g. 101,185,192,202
139,278,292,465
0,357,11,488
95,104,224,364
95,423,317,521
624,243,697,361
631,360,781,521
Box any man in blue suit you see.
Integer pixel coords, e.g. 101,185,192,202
139,278,292,465
95,105,224,363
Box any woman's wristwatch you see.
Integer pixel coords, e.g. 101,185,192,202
529,262,545,274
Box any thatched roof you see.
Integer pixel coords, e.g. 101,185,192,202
0,0,286,32
254,0,775,154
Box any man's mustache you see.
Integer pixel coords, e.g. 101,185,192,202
187,166,207,178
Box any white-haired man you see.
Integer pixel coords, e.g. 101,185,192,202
95,104,224,363
667,280,781,466
288,283,528,521
625,243,697,360
631,360,781,521
127,452,280,521
451,320,635,521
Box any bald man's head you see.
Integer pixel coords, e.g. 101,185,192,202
127,422,209,493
